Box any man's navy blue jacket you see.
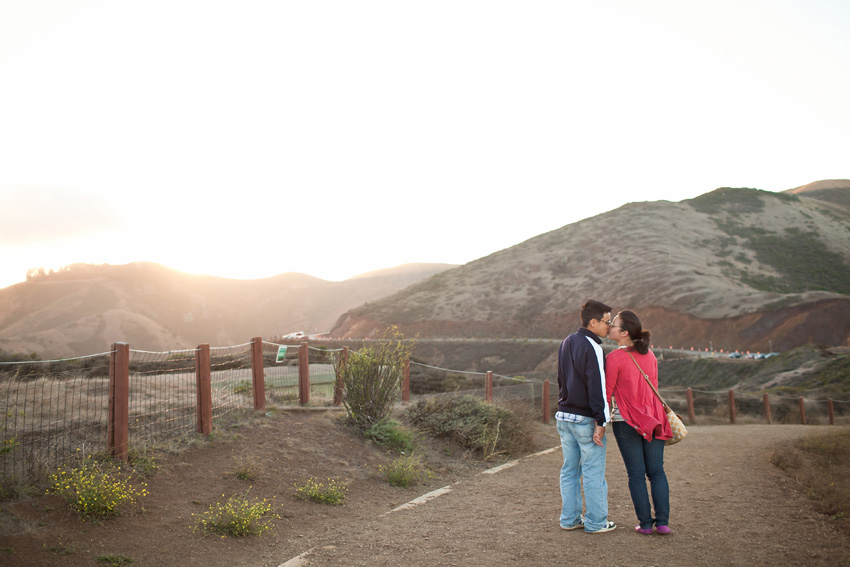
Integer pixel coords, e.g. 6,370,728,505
557,327,610,427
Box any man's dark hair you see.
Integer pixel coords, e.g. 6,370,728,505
580,300,612,327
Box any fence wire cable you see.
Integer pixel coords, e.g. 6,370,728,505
410,361,487,377
5,341,849,488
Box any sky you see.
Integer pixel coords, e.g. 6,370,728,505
1,0,849,289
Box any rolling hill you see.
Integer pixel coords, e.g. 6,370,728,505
330,181,850,353
0,262,456,358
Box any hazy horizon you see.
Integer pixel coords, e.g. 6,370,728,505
2,1,848,290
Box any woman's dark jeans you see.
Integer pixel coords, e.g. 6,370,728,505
612,421,670,529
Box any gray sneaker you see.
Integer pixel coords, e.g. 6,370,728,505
560,517,584,531
586,521,616,534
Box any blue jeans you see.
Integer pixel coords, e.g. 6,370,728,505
556,417,609,532
612,421,669,528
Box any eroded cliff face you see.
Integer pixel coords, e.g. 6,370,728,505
330,298,850,353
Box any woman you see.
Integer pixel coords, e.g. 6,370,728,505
605,310,672,535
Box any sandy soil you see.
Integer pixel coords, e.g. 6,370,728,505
1,410,848,567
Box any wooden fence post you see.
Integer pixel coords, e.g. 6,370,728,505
763,393,772,424
542,380,550,424
485,371,493,402
798,397,807,425
299,342,310,406
333,346,348,406
108,342,130,461
828,399,835,425
402,357,410,403
250,337,266,411
686,388,695,423
728,390,736,424
195,344,212,435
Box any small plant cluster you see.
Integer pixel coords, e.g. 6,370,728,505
193,490,278,537
405,395,532,460
1,437,17,456
232,452,263,481
294,477,347,505
97,554,135,566
379,454,431,488
47,455,148,521
127,450,159,478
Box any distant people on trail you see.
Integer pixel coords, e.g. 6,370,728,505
555,300,616,534
605,309,673,535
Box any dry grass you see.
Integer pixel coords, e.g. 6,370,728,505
770,429,850,536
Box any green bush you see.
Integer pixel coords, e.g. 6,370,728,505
404,395,532,460
335,326,415,430
364,419,418,453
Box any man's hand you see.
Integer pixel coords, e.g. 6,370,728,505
593,424,606,446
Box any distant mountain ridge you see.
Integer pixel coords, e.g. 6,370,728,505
330,181,850,352
3,180,849,359
0,262,456,357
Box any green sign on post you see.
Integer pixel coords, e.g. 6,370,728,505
276,345,287,363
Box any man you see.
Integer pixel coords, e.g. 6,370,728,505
556,299,616,533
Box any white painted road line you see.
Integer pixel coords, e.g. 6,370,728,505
383,485,454,515
481,461,518,474
276,445,561,565
277,547,313,567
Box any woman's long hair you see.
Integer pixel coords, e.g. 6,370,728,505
618,310,652,355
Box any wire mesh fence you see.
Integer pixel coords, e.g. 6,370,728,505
262,341,301,405
209,344,256,420
1,354,111,484
306,346,342,404
128,349,199,449
3,340,849,490
260,343,342,405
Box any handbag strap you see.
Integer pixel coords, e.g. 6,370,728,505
625,351,668,410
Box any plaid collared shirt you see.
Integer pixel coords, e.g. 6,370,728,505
555,411,585,423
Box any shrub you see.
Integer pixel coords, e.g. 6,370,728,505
364,419,417,453
335,326,415,430
404,395,533,460
770,429,850,536
294,477,347,505
193,490,278,537
47,456,148,521
379,454,431,487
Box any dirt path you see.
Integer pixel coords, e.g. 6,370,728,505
2,416,848,566
281,424,849,567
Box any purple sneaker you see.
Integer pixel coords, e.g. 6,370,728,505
635,525,653,535
656,525,672,535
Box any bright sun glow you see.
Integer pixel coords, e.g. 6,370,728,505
1,0,848,288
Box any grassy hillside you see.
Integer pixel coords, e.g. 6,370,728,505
331,184,850,351
687,188,850,295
